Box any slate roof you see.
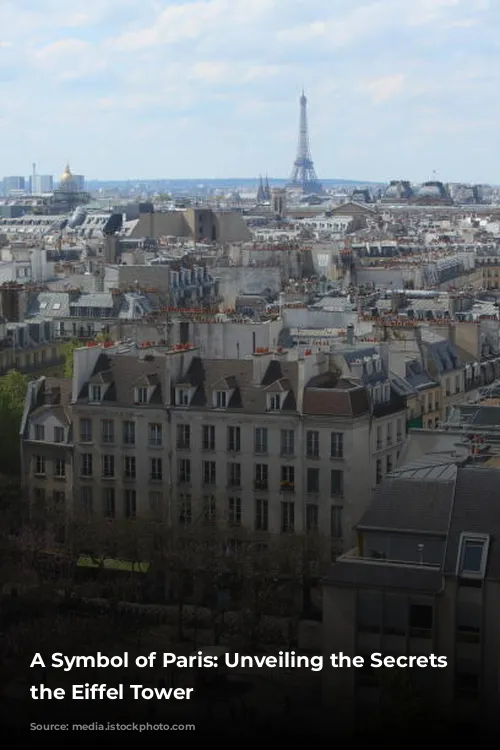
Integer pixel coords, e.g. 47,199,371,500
422,338,461,374
358,469,457,534
76,353,168,407
444,467,500,580
75,354,301,413
29,377,73,426
327,461,500,588
343,347,387,384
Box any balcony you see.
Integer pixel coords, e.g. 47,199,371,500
280,481,295,493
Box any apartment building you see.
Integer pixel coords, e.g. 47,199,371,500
20,343,406,559
322,452,500,733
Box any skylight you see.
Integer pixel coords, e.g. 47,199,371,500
456,533,490,580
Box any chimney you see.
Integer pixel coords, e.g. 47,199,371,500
346,324,354,346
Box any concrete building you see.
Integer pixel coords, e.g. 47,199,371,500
322,450,500,733
2,176,26,195
125,206,252,244
21,344,406,564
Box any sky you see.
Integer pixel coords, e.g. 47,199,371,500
0,0,498,182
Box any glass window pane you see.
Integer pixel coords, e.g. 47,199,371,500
461,542,484,573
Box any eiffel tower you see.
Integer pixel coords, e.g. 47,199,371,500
287,90,324,194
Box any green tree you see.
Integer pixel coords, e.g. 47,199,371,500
0,370,28,475
61,339,80,378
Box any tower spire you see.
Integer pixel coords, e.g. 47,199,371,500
287,90,323,195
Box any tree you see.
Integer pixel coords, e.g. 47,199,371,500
0,369,28,475
61,339,80,378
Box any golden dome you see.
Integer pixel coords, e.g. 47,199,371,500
60,163,74,184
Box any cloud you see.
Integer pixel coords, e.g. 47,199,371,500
0,0,498,181
112,0,276,51
362,74,406,104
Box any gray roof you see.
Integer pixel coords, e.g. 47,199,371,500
422,338,461,374
444,467,500,580
358,464,457,534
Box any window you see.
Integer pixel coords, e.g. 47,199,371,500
54,426,64,443
254,463,268,490
89,385,102,403
280,429,294,456
228,496,242,525
454,671,479,699
81,486,93,514
281,501,295,533
254,427,268,454
35,455,46,476
149,491,162,516
307,467,320,494
34,424,45,441
134,387,148,404
215,390,227,408
176,424,190,450
53,490,65,506
456,533,490,578
202,460,216,485
54,459,66,478
227,426,241,452
81,453,92,477
202,424,215,451
330,432,344,458
103,488,115,518
330,506,343,538
386,454,393,473
457,601,481,644
330,469,343,496
178,458,191,484
179,494,192,525
149,423,162,447
124,455,136,479
228,462,241,488
268,393,281,411
409,604,433,638
306,430,319,458
280,465,295,491
123,421,135,446
176,388,190,406
376,458,382,484
150,457,162,481
80,418,92,442
376,425,382,450
306,503,318,531
124,489,136,519
255,498,268,531
101,419,114,444
102,455,115,478
387,422,393,446
203,495,216,523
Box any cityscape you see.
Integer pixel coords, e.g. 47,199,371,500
2,0,500,739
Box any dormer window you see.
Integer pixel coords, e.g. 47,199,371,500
90,385,102,403
214,390,227,409
268,393,282,411
457,533,490,580
135,386,148,404
176,387,191,407
383,383,390,401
